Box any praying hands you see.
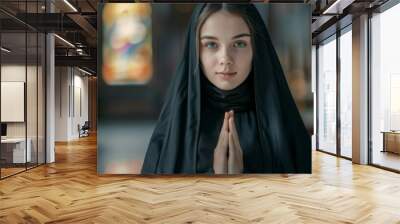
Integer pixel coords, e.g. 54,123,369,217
213,110,244,174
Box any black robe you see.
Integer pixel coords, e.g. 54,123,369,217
197,74,265,173
141,3,311,174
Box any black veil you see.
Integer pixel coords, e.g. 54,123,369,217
141,3,311,174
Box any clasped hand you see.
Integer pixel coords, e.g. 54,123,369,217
213,110,243,174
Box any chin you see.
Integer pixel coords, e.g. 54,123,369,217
216,82,237,91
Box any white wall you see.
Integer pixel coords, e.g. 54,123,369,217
1,82,25,122
1,65,39,137
1,65,26,131
55,67,89,141
55,67,69,141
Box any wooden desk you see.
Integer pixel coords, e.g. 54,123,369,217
381,131,400,154
1,138,32,163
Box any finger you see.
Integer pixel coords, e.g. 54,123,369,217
228,110,234,130
217,112,229,148
228,110,234,128
228,131,234,154
229,114,239,142
221,126,229,149
229,110,234,118
228,114,242,156
228,132,235,168
228,132,243,174
228,132,241,158
224,112,229,132
218,112,228,139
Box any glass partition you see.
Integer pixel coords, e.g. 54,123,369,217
1,30,28,177
27,31,38,169
0,1,46,179
317,35,337,154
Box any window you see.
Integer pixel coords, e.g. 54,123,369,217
339,27,352,158
371,2,400,171
317,35,337,154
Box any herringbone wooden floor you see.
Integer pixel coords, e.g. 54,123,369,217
1,135,400,224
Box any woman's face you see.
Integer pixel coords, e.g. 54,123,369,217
199,10,253,91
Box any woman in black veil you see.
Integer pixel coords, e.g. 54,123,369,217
141,3,311,174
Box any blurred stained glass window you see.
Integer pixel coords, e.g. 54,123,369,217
102,3,152,85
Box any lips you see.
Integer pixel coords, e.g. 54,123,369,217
216,72,237,80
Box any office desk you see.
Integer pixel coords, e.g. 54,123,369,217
381,131,400,154
1,138,32,163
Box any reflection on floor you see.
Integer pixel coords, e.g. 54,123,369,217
0,167,25,178
373,150,400,171
0,163,42,178
0,135,400,222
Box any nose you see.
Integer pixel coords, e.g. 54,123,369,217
218,47,233,66
219,58,233,66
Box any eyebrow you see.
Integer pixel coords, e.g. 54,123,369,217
232,33,251,39
200,33,251,40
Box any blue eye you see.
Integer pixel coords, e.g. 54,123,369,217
205,42,218,49
234,41,247,48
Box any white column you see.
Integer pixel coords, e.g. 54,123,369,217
352,14,369,164
46,1,55,163
46,33,55,163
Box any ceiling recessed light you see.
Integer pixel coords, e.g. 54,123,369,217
1,47,11,53
77,67,93,76
63,0,78,12
322,0,355,15
54,34,75,48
